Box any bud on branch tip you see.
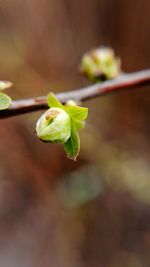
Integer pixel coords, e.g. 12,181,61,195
80,47,121,81
36,93,88,161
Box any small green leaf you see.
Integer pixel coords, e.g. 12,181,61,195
47,92,64,109
0,81,12,91
65,106,88,121
64,125,80,161
0,93,11,110
73,120,85,130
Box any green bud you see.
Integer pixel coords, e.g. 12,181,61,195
80,46,121,81
36,107,71,143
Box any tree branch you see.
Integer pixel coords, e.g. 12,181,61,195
0,69,150,119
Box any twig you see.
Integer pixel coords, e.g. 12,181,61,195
0,69,150,119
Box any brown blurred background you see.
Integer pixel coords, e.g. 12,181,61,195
0,0,150,266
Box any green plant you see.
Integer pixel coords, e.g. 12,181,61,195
0,47,150,160
36,93,88,160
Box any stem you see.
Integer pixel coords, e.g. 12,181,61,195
0,69,150,119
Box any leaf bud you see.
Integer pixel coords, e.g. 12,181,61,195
36,107,71,143
80,46,121,81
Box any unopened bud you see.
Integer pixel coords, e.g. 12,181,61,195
36,107,71,143
80,47,121,81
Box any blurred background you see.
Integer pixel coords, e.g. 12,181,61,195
0,0,150,266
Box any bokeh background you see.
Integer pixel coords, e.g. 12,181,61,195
0,0,150,266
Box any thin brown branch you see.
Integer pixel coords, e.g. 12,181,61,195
0,69,150,119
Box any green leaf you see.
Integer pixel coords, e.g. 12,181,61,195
65,106,88,121
64,125,80,161
73,119,85,130
0,81,12,91
0,93,11,110
47,93,64,109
